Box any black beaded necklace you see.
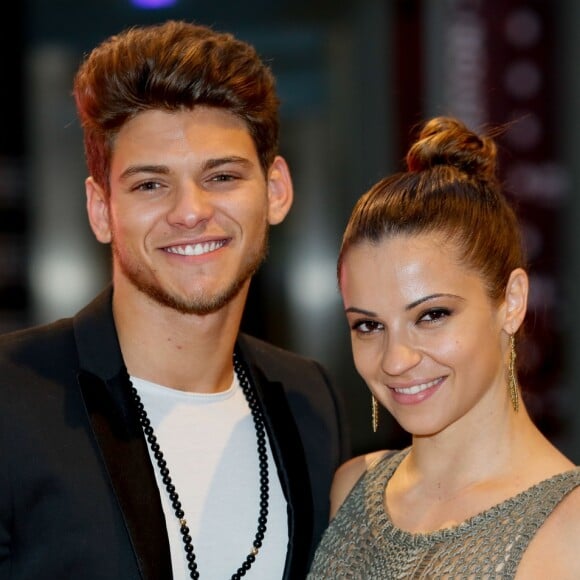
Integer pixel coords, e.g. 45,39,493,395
129,352,269,579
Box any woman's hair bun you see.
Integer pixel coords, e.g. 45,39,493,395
406,116,498,182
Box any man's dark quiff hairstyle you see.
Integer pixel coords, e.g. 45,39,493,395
73,20,280,192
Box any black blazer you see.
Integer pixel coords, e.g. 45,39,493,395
0,287,350,580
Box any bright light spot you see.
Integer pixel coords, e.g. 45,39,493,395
288,255,338,313
130,0,178,9
31,247,104,321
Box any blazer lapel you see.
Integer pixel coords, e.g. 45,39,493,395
75,288,172,580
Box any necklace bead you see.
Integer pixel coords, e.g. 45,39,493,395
129,352,269,579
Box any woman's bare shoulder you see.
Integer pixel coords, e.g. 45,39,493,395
329,450,392,519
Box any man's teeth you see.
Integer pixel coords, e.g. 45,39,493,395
394,378,440,395
167,241,225,256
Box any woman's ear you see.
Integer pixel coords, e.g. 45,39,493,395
86,177,112,244
502,268,528,335
266,156,294,225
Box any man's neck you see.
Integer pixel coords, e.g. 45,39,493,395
112,285,246,394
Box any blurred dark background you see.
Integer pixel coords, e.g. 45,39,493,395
1,0,579,460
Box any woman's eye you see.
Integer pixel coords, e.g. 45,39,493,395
351,319,383,334
418,308,451,323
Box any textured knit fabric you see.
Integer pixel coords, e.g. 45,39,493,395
308,448,580,579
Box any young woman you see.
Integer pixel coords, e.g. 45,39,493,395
308,116,580,578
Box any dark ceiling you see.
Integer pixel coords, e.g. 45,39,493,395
27,0,353,51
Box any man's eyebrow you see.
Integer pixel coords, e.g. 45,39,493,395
119,164,170,180
202,156,253,170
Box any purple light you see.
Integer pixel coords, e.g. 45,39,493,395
130,0,178,9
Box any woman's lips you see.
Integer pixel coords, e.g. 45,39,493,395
388,376,446,404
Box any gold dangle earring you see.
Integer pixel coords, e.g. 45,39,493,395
508,334,519,413
371,395,379,433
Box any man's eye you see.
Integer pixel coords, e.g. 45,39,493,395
134,181,161,192
210,173,236,182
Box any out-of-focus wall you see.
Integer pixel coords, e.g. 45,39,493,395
557,0,580,463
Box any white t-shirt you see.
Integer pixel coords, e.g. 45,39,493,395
132,373,289,580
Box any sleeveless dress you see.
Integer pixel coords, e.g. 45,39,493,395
307,448,580,579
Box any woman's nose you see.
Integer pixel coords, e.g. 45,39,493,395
381,335,421,376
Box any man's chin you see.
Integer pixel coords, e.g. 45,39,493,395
141,289,219,315
116,243,265,316
136,280,249,316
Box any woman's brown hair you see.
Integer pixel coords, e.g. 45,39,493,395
338,116,525,302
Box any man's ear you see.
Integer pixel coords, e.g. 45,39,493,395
502,268,528,335
86,177,112,244
266,156,293,225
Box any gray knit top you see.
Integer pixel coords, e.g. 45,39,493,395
308,448,580,579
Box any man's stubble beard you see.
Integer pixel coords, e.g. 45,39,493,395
111,228,270,316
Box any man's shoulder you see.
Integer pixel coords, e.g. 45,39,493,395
0,317,75,356
0,318,78,401
0,288,112,365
